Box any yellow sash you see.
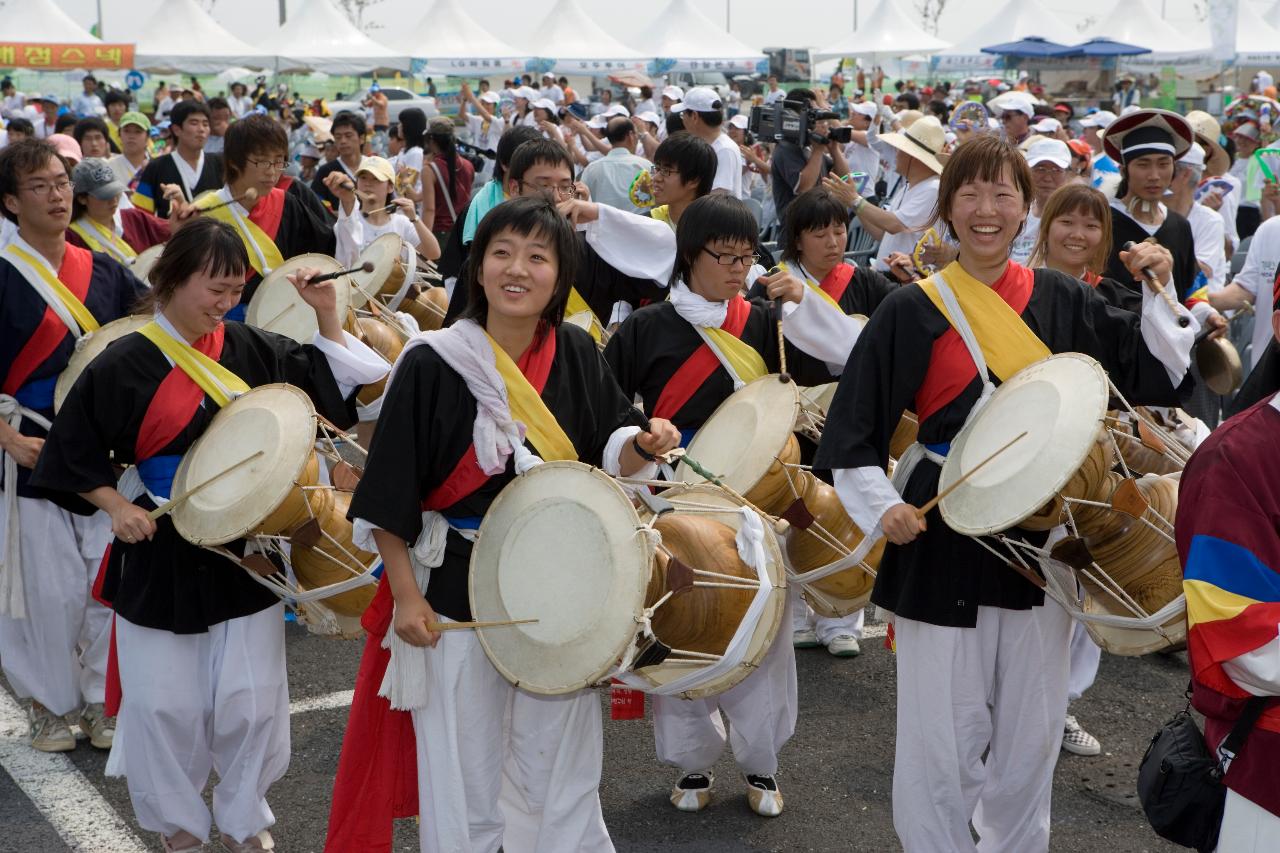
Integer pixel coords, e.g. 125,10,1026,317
702,328,769,384
918,262,1049,381
137,321,251,408
69,218,137,262
196,192,286,277
564,287,601,342
484,332,577,462
5,244,100,333
777,261,844,313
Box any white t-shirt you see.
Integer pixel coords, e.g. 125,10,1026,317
1009,209,1041,265
873,175,941,271
2,93,24,116
711,131,744,199
335,204,422,267
466,114,505,154
763,88,788,105
843,140,881,189
1186,202,1227,291
542,84,565,104
73,93,104,117
1232,215,1280,376
394,146,425,215
228,95,254,118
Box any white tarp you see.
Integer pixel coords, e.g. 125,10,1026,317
927,0,1074,73
0,0,100,43
1234,0,1280,65
527,0,649,76
637,0,768,74
1082,0,1214,65
135,0,271,74
262,0,410,75
394,0,530,77
814,0,952,62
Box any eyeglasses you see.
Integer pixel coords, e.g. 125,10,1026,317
649,164,679,179
1031,164,1065,175
247,157,288,171
701,247,759,268
20,179,72,196
519,179,578,199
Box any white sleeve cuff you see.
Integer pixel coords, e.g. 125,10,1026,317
602,425,659,485
609,301,633,327
582,204,676,285
312,330,392,398
1139,282,1199,386
833,466,903,537
782,288,866,375
351,517,382,554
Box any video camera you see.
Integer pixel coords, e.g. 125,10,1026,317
748,101,853,147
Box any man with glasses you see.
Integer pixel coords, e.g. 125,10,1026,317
0,138,147,755
131,101,223,219
444,138,674,327
169,115,335,321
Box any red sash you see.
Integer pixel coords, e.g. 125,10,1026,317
325,328,558,853
913,263,1036,423
652,295,751,422
248,187,286,241
819,263,856,304
2,244,94,395
1082,271,1102,287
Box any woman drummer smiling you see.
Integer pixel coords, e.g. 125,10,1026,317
813,135,1200,853
29,217,387,853
329,196,679,853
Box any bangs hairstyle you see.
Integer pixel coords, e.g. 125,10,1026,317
672,194,759,285
507,137,574,184
458,196,578,331
494,125,542,183
931,135,1033,235
223,114,288,184
0,139,70,223
654,131,716,196
780,188,848,261
1028,183,1112,274
135,218,249,313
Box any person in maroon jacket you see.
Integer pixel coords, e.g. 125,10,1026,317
66,158,169,264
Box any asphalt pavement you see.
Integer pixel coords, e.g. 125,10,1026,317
2,610,1189,853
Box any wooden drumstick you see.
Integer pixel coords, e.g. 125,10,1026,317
914,431,1028,519
146,450,265,521
303,261,375,285
766,267,791,384
1121,240,1190,328
425,618,539,632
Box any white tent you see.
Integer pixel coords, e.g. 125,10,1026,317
928,0,1074,73
391,0,530,78
135,0,271,74
813,0,951,63
0,0,99,43
1235,0,1280,65
527,0,648,75
263,0,410,75
636,0,767,74
1081,0,1212,64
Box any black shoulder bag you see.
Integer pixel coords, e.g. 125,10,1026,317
1137,684,1269,852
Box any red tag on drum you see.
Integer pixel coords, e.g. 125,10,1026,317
610,679,645,720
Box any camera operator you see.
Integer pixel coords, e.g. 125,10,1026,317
766,89,851,220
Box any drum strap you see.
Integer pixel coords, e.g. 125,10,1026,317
69,217,137,263
198,188,286,278
137,320,250,409
3,242,96,396
485,330,576,464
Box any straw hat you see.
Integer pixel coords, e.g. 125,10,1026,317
1184,110,1231,176
879,115,946,174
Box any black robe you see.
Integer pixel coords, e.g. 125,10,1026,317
29,323,359,633
1105,206,1199,303
0,250,146,497
813,267,1188,628
348,324,638,621
236,187,336,309
132,152,224,219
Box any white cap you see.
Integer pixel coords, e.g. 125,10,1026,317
604,104,631,118
514,86,537,100
661,85,684,101
542,72,556,80
990,92,1035,117
1120,104,1142,116
479,91,501,104
851,101,878,118
669,86,721,114
1031,117,1061,134
587,114,609,128
532,98,557,111
728,114,749,129
636,110,661,126
299,144,321,159
1024,137,1071,169
1080,110,1116,129
1179,142,1206,168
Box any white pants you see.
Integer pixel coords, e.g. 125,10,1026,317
1217,789,1280,852
791,593,865,643
1067,619,1101,704
0,494,112,715
653,594,798,777
409,620,613,853
892,603,1072,853
112,604,289,844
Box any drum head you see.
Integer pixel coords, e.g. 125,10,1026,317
130,244,165,285
172,384,318,546
940,354,1110,536
676,375,800,494
628,484,788,700
469,461,652,694
564,311,601,337
54,315,151,413
349,233,402,310
245,255,349,344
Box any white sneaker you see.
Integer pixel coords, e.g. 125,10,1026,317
826,634,861,657
29,702,75,752
670,771,714,812
79,702,115,750
1062,714,1101,756
792,628,819,648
